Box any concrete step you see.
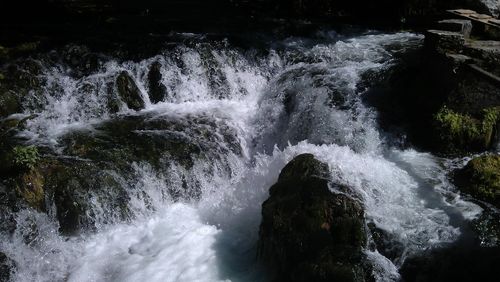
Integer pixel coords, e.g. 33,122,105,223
438,19,472,38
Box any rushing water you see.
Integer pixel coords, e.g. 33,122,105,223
0,30,485,281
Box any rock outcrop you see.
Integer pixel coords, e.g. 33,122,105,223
259,154,369,282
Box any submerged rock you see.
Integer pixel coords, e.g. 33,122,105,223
116,71,144,110
455,154,500,208
259,154,369,282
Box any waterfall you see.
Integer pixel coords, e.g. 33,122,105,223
0,31,484,281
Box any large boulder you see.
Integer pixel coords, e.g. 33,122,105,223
454,154,500,208
259,154,369,282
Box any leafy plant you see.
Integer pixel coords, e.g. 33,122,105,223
12,145,40,170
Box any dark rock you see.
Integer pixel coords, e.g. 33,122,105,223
60,115,203,170
367,222,405,264
0,90,21,118
401,245,500,282
62,45,101,76
454,155,500,208
259,154,369,282
425,30,465,54
44,159,130,235
116,71,144,111
147,61,167,103
0,252,13,282
0,59,44,118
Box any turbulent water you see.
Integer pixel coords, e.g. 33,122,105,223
0,31,485,281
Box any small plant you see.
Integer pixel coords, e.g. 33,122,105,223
434,106,500,152
12,145,40,170
435,106,479,140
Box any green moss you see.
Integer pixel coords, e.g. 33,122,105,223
16,168,45,210
434,106,500,153
12,146,40,170
457,155,500,207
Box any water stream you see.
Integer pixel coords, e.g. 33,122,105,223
0,30,484,281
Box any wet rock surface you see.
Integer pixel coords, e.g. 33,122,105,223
259,154,369,282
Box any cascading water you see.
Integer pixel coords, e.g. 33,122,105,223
0,31,485,281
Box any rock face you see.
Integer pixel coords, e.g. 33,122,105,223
116,71,144,111
259,154,369,282
455,154,500,208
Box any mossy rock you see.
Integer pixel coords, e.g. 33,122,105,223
43,159,130,235
259,154,369,282
116,71,144,111
15,168,45,211
433,106,500,154
455,155,500,208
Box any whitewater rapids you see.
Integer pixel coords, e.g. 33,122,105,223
0,31,483,281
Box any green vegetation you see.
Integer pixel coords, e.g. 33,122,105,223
12,145,40,170
457,155,500,207
434,106,500,153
